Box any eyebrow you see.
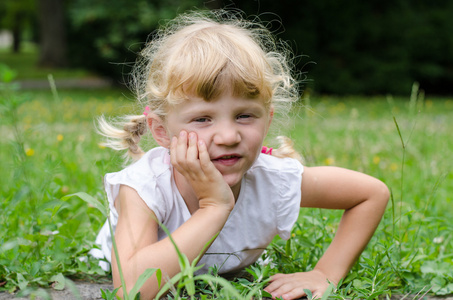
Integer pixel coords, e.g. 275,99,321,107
181,101,266,118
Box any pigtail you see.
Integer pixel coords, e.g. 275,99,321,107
269,136,303,163
97,114,148,162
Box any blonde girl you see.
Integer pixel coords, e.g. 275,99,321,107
92,10,389,300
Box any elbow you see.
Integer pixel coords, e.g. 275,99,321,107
113,272,160,300
375,179,390,212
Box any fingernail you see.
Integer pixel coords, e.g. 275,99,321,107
180,131,186,137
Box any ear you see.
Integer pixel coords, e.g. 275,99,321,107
147,114,171,148
268,105,274,126
263,106,274,137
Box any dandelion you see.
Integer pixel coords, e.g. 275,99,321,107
98,144,106,149
57,134,64,142
324,157,335,165
372,156,380,165
390,163,398,172
25,148,35,156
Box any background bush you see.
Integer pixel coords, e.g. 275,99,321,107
60,0,453,95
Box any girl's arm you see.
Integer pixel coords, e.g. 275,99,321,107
113,132,234,299
265,166,390,300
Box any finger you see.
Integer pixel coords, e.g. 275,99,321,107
170,136,178,165
170,131,190,174
174,130,188,164
270,286,307,300
283,286,310,300
186,132,199,163
197,139,218,175
265,275,307,300
269,273,286,281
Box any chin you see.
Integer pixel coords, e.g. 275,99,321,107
223,175,242,189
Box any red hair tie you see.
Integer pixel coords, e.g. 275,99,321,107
261,146,273,155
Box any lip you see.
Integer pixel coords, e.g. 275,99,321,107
212,154,242,166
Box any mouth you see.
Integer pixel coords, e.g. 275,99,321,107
212,154,241,165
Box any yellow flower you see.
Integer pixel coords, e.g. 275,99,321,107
324,157,335,165
390,163,398,172
61,186,69,194
25,148,35,156
98,144,106,149
372,156,380,165
57,134,64,142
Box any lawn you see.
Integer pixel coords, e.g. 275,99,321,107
0,46,93,80
1,61,452,298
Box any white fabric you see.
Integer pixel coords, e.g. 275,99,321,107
91,147,304,274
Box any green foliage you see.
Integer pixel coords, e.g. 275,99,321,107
0,66,131,295
0,0,36,31
236,0,453,95
0,50,92,80
4,0,453,94
65,0,202,80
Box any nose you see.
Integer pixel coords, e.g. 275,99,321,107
212,122,241,146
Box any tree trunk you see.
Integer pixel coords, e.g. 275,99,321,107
12,13,22,53
38,0,67,68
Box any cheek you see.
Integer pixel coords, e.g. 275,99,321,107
246,128,267,149
169,124,210,144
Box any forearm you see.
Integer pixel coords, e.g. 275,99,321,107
314,186,389,285
114,206,230,299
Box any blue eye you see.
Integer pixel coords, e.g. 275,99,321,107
194,117,209,122
237,114,251,119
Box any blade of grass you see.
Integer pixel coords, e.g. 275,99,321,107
128,268,162,300
62,192,108,217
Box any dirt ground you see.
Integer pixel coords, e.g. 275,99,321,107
1,281,452,300
0,282,113,300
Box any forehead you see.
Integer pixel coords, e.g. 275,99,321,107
169,94,268,116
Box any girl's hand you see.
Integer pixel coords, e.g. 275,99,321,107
170,130,234,211
264,270,333,300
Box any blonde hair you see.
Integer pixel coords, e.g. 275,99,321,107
98,9,302,162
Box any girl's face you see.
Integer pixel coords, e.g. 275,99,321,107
165,93,272,193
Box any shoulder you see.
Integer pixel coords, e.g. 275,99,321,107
249,153,304,175
106,147,171,184
245,154,304,199
104,147,174,220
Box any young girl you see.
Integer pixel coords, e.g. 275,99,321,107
92,10,389,300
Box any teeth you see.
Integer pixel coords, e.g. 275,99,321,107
222,155,234,159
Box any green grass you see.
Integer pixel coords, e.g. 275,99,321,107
1,62,452,299
0,47,93,80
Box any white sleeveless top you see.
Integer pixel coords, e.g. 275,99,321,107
91,147,304,274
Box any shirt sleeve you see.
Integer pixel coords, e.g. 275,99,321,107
275,158,304,240
104,161,168,224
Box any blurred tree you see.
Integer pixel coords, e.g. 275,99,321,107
38,0,67,67
58,0,453,94
234,0,453,95
66,0,202,83
0,0,36,53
